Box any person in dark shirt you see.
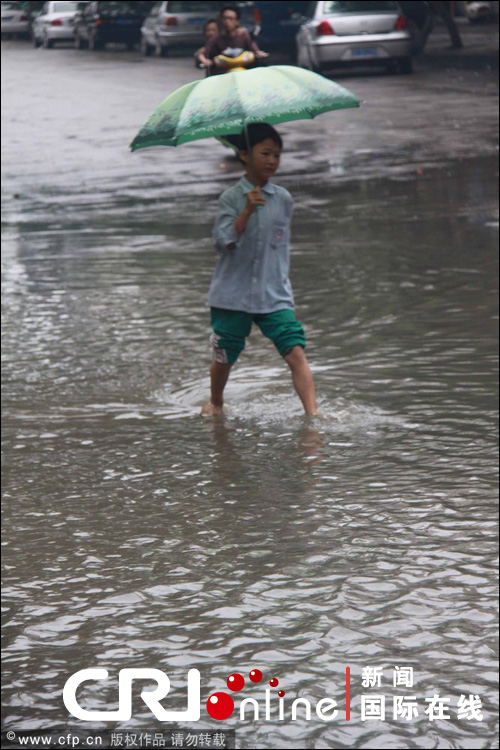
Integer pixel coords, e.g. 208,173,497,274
204,4,268,69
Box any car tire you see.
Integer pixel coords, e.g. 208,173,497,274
33,34,41,47
140,37,153,56
398,57,413,74
42,33,54,49
155,38,168,57
126,41,135,51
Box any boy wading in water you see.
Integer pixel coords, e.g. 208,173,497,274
202,123,319,418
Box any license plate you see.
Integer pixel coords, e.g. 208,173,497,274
2,16,14,20
352,47,378,57
188,17,204,24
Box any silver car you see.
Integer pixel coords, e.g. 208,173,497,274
1,1,30,37
32,0,88,47
296,0,413,74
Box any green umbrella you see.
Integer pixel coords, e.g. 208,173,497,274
130,65,361,152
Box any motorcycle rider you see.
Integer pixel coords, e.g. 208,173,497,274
203,4,268,71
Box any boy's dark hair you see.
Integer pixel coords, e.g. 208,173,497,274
239,123,283,152
220,4,240,19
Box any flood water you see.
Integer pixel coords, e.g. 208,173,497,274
1,42,499,748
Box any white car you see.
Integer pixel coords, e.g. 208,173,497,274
465,1,496,22
296,0,413,75
1,1,30,37
32,0,88,48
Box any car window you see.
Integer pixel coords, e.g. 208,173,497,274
97,1,138,13
166,1,221,13
53,1,81,10
1,2,22,9
323,1,398,13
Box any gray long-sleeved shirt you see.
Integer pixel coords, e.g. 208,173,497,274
207,176,295,314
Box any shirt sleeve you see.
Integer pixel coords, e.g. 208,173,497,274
213,193,240,253
204,35,220,59
240,28,259,53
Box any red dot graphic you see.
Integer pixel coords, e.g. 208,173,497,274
206,692,235,721
270,678,279,687
249,669,263,683
227,673,245,691
278,691,285,697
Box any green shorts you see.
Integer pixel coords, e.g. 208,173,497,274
210,307,306,364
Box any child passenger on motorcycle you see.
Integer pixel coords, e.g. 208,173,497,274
195,19,219,68
203,4,268,70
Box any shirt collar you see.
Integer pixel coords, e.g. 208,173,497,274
240,175,275,195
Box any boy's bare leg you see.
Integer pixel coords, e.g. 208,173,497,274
201,361,232,416
284,346,318,416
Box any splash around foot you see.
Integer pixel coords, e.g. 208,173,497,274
200,403,226,418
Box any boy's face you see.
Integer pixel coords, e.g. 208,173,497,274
205,22,218,39
242,138,281,182
221,9,239,34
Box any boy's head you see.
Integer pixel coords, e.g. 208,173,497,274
238,123,283,183
204,19,219,38
220,4,240,33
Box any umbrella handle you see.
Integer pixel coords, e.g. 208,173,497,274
243,120,264,211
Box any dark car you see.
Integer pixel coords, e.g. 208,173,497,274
73,0,153,50
253,1,310,59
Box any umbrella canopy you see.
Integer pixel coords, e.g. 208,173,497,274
130,65,361,152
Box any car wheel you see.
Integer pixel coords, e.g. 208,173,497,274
33,33,41,47
155,38,168,57
398,57,413,74
126,41,135,51
42,33,54,49
140,37,153,56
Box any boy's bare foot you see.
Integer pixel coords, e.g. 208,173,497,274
200,402,225,418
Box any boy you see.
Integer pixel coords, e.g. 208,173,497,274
202,123,319,418
195,19,219,69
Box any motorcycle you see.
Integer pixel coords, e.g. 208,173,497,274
204,47,269,77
